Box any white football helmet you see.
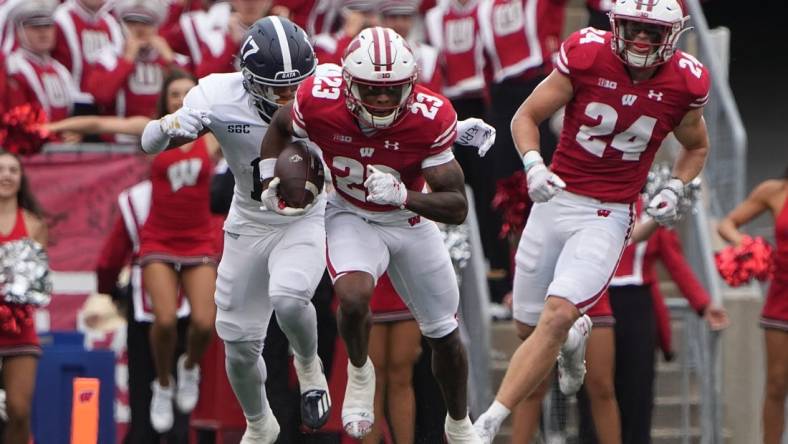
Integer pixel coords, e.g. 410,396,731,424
609,0,689,68
341,26,418,129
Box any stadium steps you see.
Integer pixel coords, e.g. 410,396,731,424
487,317,726,444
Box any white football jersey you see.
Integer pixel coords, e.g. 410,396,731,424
183,72,325,235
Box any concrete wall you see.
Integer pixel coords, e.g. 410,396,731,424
722,285,767,443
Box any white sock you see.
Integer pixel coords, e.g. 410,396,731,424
445,414,472,433
487,400,511,420
294,352,316,368
478,400,510,432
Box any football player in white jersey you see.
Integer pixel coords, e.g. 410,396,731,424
140,16,330,443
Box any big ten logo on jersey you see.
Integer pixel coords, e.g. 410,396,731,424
81,31,112,63
41,74,69,107
492,1,523,36
446,17,475,53
129,63,163,95
167,158,203,192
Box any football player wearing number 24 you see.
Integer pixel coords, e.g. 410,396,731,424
261,26,484,443
141,17,332,443
473,0,712,442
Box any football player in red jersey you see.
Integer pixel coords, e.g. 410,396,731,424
261,27,485,442
474,0,712,441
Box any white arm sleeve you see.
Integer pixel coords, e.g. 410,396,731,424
140,119,169,154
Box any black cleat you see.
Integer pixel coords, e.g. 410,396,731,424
301,389,331,430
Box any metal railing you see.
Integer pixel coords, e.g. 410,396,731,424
677,2,748,442
683,0,748,218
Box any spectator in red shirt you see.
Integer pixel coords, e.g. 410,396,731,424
52,0,124,106
85,0,186,123
5,0,77,123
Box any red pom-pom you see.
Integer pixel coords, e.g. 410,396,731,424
0,305,11,322
492,171,533,239
0,302,34,335
0,104,54,155
715,236,775,287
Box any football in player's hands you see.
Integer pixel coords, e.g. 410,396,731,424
274,141,324,208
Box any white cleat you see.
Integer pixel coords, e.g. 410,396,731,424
341,357,375,438
176,354,200,413
557,314,593,395
445,415,483,443
240,408,280,444
294,356,331,429
150,379,174,433
472,412,501,444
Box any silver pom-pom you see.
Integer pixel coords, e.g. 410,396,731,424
440,223,472,284
645,163,703,220
0,239,52,307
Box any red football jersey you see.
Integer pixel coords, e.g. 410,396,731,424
5,49,75,121
425,1,486,99
53,0,124,95
141,138,213,250
551,28,711,203
292,72,458,214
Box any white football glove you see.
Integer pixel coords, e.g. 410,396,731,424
159,107,211,140
523,151,565,203
455,117,497,157
646,178,684,225
364,166,408,208
260,177,311,216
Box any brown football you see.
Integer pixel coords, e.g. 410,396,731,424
274,141,325,208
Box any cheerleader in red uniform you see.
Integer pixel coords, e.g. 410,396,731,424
718,167,788,444
365,273,422,444
46,69,219,433
0,149,47,444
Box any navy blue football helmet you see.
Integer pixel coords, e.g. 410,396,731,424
239,16,316,120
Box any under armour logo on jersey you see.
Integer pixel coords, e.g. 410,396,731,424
360,147,375,158
167,158,202,192
384,140,400,150
622,94,638,106
289,154,303,163
648,89,664,101
408,215,421,226
597,209,611,218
